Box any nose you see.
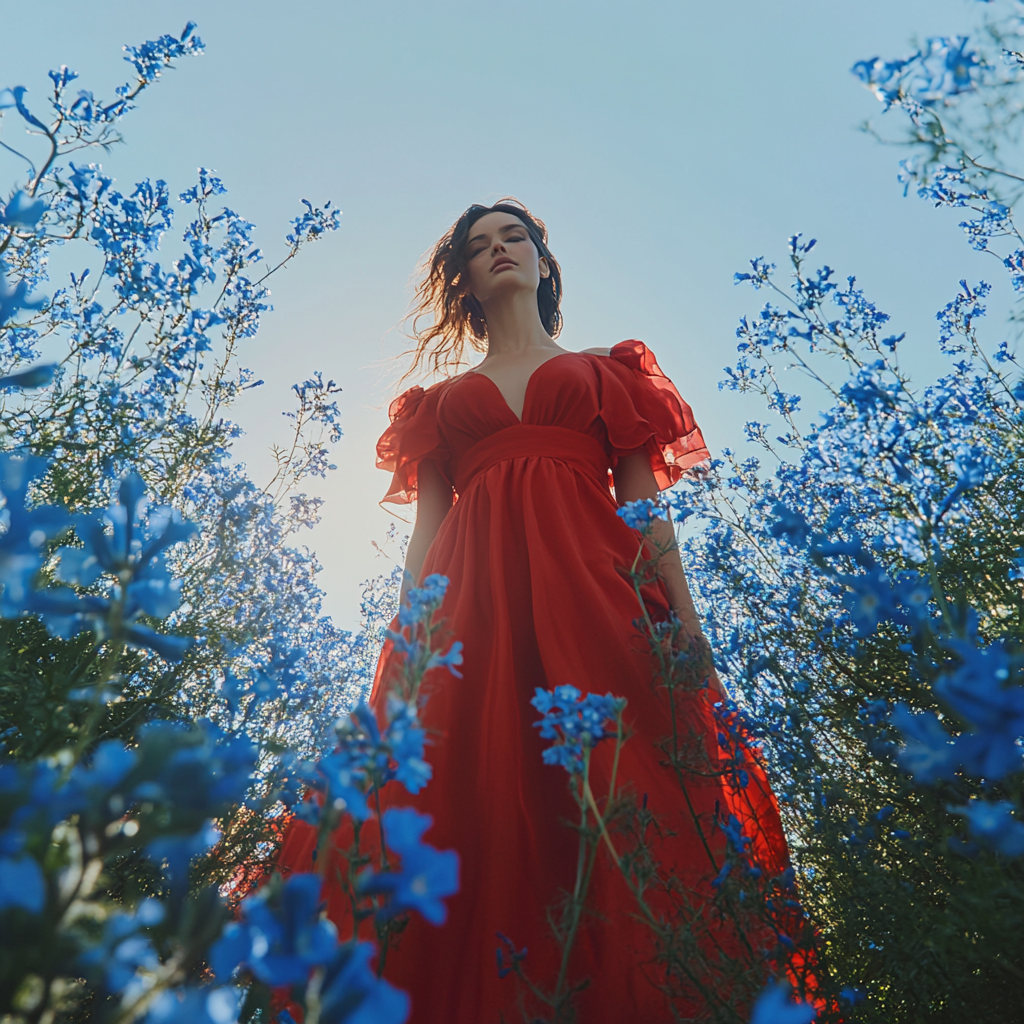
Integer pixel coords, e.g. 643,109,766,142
491,239,508,255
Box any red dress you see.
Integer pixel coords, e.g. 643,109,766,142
277,341,796,1022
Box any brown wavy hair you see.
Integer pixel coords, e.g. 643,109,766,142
403,198,563,380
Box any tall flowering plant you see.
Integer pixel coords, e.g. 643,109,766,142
654,3,1024,1019
0,24,458,1024
211,576,461,1024
0,466,456,1023
0,21,359,769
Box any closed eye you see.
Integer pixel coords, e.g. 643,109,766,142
467,232,528,258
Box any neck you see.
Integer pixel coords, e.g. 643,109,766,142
479,289,556,357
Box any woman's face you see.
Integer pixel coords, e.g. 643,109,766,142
462,212,549,308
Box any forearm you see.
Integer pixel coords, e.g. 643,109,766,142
648,517,701,637
613,451,723,695
648,516,725,698
398,460,453,607
400,527,432,605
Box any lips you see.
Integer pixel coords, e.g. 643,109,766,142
490,257,516,273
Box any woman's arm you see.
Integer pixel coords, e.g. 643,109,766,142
613,452,699,631
613,451,723,695
400,459,454,605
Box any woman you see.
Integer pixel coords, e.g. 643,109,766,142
279,200,795,1022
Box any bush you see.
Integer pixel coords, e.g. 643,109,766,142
674,4,1024,1019
0,24,458,1024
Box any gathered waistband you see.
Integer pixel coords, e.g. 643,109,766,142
454,425,610,495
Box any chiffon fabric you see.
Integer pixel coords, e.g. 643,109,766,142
276,341,793,1022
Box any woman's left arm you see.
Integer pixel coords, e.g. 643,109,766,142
613,451,723,695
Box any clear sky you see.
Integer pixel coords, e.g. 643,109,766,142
1,0,1002,627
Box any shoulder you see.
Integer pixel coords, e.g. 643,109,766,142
577,341,654,361
576,341,658,372
388,374,463,418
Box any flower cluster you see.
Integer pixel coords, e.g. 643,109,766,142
385,573,464,685
531,684,625,774
616,497,669,531
33,471,198,660
210,873,406,1017
287,697,432,828
855,1,1024,314
852,35,982,113
359,807,460,925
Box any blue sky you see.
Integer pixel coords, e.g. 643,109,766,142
1,0,1002,626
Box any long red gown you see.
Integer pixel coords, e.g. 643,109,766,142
277,341,796,1022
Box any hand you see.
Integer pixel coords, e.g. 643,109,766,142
675,631,726,698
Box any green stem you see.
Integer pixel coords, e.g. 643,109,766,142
553,750,600,1016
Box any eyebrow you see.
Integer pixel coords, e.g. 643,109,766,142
466,222,527,246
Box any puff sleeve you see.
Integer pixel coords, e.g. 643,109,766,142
599,339,710,489
375,384,452,504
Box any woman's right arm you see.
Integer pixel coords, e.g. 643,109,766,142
400,458,454,604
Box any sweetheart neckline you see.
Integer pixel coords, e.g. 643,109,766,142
461,350,578,423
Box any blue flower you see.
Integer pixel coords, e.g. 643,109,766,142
67,739,137,798
721,814,753,856
286,199,342,251
894,572,932,623
495,932,528,979
911,36,981,106
934,639,1024,780
616,498,667,531
78,900,165,995
427,640,464,678
146,822,221,894
0,854,45,913
0,453,71,618
396,573,449,628
1,190,47,229
209,873,338,987
31,472,198,659
0,363,56,390
141,721,256,810
122,22,205,86
960,201,1012,251
360,808,459,926
890,704,958,783
852,54,912,109
384,698,433,794
7,86,48,131
315,749,370,821
936,279,990,352
948,800,1024,857
769,504,811,549
749,980,817,1024
142,986,241,1024
839,986,865,1007
531,686,625,774
318,942,410,1024
938,444,997,515
734,256,777,288
0,262,47,327
836,567,897,636
855,36,980,112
